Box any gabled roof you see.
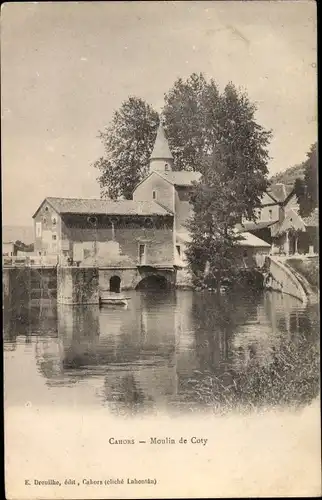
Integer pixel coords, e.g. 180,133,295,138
33,197,172,218
275,208,306,235
303,208,319,227
151,123,173,160
132,170,202,193
267,183,288,203
157,170,202,186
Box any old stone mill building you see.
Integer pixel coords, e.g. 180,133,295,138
31,122,272,301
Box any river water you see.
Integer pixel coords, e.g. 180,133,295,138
4,289,320,416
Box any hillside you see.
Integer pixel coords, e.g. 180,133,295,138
269,163,305,188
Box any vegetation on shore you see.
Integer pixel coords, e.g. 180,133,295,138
286,257,319,292
180,302,319,414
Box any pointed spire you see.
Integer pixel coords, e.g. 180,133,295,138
151,122,173,161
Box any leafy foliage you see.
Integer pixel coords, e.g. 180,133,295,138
270,163,305,188
286,257,319,291
163,74,271,198
185,153,242,288
94,97,159,200
180,295,320,413
185,134,270,288
15,240,34,252
294,143,318,217
94,73,271,203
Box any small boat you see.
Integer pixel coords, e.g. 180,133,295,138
99,290,130,307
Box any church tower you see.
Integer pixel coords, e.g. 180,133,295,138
149,122,174,173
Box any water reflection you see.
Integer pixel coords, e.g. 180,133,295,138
4,289,320,415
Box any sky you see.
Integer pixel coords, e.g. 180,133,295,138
1,1,317,226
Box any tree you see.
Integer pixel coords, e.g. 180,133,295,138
162,73,221,171
294,143,318,217
94,97,159,200
94,73,271,206
163,75,271,220
185,151,246,289
14,240,34,252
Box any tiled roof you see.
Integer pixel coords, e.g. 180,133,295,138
35,197,172,217
237,232,271,248
303,208,319,227
175,230,271,248
159,171,202,186
236,220,279,232
267,183,287,203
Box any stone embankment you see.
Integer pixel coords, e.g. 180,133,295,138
265,256,318,304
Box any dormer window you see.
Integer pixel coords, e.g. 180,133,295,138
152,190,156,200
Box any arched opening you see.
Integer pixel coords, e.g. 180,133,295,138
136,274,171,290
110,275,121,293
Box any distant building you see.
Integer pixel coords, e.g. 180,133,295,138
239,180,318,255
2,242,18,257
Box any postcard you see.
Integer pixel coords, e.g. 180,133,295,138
2,1,320,498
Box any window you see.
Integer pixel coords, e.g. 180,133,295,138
269,209,273,220
139,244,146,265
165,163,169,171
36,222,42,238
176,245,181,256
45,206,49,212
52,217,57,225
52,234,57,240
152,190,156,200
84,248,91,259
43,217,47,224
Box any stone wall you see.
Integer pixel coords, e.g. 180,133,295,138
34,202,61,255
175,267,193,289
266,256,307,303
133,173,175,213
57,267,99,305
61,214,174,267
99,267,176,291
175,186,194,231
99,268,138,291
3,267,57,305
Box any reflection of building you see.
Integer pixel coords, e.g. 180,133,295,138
28,288,319,412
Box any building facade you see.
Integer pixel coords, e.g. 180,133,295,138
32,123,271,289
